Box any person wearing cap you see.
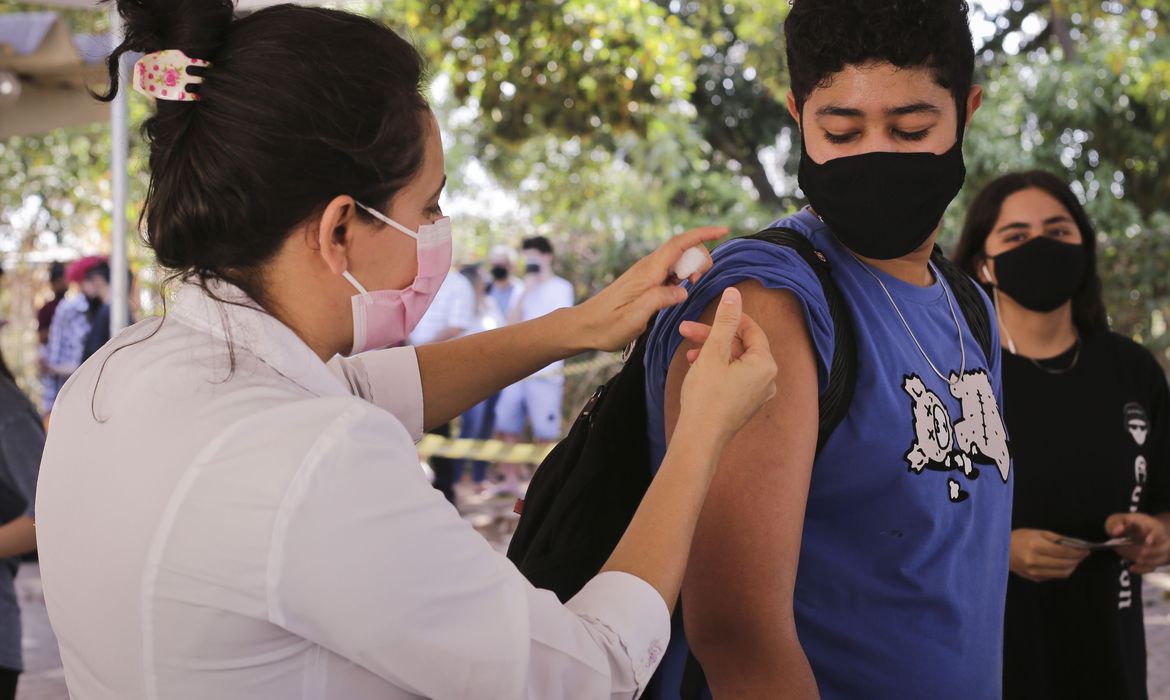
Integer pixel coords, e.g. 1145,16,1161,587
41,255,106,415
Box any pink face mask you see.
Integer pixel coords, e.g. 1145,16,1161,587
343,202,452,355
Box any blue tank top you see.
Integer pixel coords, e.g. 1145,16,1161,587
644,209,1013,700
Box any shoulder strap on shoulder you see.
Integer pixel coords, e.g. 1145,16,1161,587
741,228,857,454
931,248,994,363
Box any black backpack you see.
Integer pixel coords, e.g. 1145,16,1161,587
505,228,992,697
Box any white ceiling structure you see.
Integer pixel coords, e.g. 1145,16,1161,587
0,1,351,139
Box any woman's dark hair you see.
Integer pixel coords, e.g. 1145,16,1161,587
99,0,431,305
784,0,975,117
954,170,1110,336
0,348,14,385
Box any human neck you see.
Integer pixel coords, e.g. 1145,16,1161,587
997,294,1078,359
854,248,934,287
260,262,347,363
811,207,937,287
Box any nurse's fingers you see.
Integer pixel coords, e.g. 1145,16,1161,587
643,227,724,282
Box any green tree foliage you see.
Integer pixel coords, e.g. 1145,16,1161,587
1,0,1166,387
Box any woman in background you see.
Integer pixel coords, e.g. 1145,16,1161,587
0,348,48,700
955,169,1170,699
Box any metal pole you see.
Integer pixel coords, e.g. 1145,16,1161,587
110,7,130,333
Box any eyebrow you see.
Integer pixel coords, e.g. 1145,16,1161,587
814,102,942,118
994,215,1073,234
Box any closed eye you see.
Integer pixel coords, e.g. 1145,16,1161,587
894,128,931,142
824,131,859,145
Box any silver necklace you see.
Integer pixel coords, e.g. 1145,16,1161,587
855,258,966,385
1028,335,1081,374
994,289,1081,374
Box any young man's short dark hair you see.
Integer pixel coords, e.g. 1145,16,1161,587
49,262,67,283
85,262,112,284
785,0,974,114
521,236,554,256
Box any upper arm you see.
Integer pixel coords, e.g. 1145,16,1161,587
0,410,46,517
664,281,819,669
273,407,529,697
274,407,665,699
327,348,425,441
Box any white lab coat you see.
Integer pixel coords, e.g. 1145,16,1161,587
35,280,668,700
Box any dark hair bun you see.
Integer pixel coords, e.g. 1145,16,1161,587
95,3,430,307
101,0,233,99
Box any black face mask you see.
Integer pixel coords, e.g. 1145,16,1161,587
797,127,967,260
990,236,1087,312
525,263,542,275
490,265,509,281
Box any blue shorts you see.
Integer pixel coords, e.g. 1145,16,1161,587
494,378,564,441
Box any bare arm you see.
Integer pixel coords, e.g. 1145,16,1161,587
416,227,726,430
665,281,820,698
0,516,36,559
603,288,777,611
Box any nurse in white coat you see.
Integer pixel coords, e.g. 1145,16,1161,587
35,3,778,699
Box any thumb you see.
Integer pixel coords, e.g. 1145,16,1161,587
705,287,743,364
1105,514,1131,537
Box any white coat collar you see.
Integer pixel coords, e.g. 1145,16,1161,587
170,279,350,399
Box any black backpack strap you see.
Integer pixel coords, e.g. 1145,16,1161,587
743,228,858,454
931,248,994,364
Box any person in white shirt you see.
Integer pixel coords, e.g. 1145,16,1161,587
35,4,777,699
486,244,524,324
408,268,476,347
409,269,477,501
493,237,576,494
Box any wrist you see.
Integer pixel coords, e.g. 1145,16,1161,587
670,411,732,463
550,306,594,355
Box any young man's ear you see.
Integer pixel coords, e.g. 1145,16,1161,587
786,91,801,126
965,85,985,130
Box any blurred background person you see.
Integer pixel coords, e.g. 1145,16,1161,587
41,255,106,417
80,260,135,364
410,266,477,503
494,236,575,495
0,345,48,700
36,262,69,412
486,244,523,323
955,169,1170,700
456,261,506,495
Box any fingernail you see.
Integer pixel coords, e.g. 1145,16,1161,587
722,287,740,305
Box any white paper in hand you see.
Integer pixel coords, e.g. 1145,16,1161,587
673,246,709,280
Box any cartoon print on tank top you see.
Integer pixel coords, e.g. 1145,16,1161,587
903,369,1011,503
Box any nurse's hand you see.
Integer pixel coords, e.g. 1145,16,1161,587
675,287,777,446
1106,512,1170,574
572,227,723,352
1008,529,1090,582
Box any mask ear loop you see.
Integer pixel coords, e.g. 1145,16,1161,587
984,261,1019,355
343,271,370,296
354,201,420,240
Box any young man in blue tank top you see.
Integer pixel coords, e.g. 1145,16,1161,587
644,2,1013,698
